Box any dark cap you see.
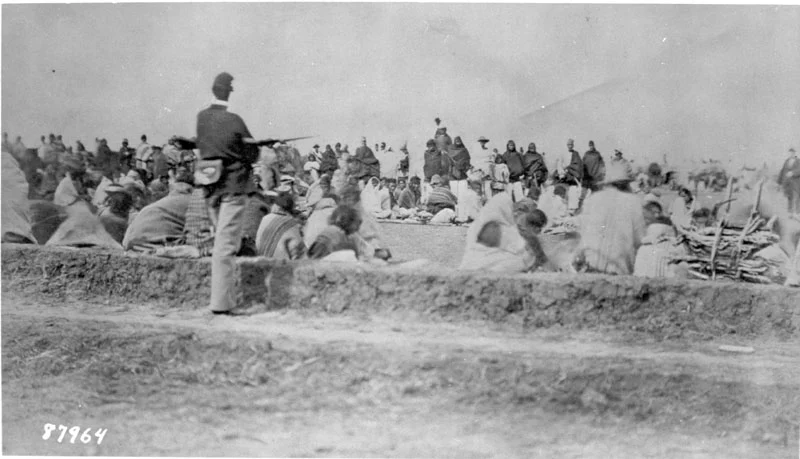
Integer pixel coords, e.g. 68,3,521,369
213,72,234,89
426,139,436,147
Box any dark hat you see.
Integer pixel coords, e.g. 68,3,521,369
478,136,489,142
426,139,436,147
213,72,234,88
122,138,129,144
313,144,320,148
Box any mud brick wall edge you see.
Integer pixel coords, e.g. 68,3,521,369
2,244,798,337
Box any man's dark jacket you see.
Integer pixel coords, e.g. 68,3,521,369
196,103,259,197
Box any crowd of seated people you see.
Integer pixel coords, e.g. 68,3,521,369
3,128,797,285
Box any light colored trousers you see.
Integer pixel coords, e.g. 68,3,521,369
451,179,468,220
206,194,247,312
507,181,524,202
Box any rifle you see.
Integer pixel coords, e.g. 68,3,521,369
251,136,316,148
176,136,315,150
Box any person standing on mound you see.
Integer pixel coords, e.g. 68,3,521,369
196,72,260,315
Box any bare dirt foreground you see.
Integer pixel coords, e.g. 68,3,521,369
2,288,798,458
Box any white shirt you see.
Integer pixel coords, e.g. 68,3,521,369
471,143,493,176
136,142,152,166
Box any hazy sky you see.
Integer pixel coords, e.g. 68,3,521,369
2,3,799,172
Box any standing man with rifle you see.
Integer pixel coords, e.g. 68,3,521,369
196,72,261,315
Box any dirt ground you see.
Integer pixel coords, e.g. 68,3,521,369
3,289,798,458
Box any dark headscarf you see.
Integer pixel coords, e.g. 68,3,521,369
522,144,547,187
424,144,443,181
319,144,339,176
354,144,380,179
582,149,605,188
447,136,471,181
503,141,524,181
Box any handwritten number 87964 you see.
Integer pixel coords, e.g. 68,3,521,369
42,424,107,444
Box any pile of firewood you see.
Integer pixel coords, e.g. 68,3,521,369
670,215,780,284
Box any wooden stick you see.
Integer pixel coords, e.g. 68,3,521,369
751,179,765,220
709,221,725,280
765,215,778,232
723,175,735,218
732,214,755,270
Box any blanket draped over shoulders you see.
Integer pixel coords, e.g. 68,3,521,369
1,152,36,243
354,146,380,180
459,193,534,272
447,138,471,181
256,213,303,259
